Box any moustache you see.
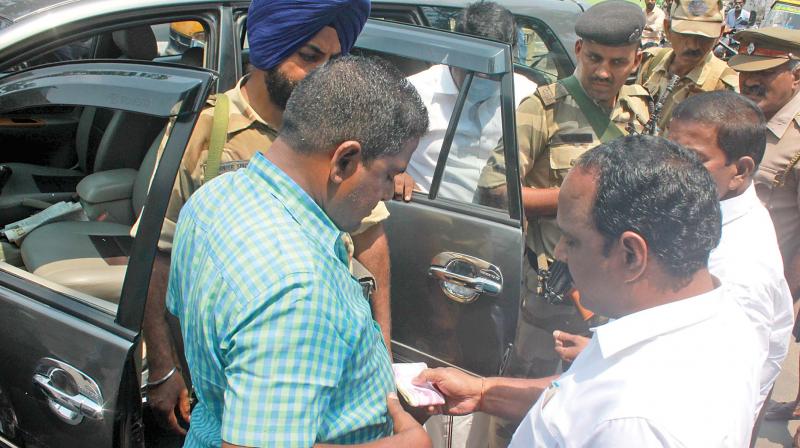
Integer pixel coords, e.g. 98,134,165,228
589,76,612,85
742,84,766,97
681,49,704,58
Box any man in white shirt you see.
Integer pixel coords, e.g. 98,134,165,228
415,135,766,446
405,1,536,202
668,91,793,416
555,91,793,419
642,0,666,47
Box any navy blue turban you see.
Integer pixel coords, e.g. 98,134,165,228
247,0,371,71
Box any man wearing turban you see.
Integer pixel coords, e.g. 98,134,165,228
142,0,397,437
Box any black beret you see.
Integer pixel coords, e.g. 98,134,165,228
575,0,646,46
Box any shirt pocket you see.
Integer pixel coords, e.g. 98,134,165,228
548,143,593,183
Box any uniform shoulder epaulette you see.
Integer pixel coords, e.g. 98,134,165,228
535,81,569,107
619,83,651,97
720,67,739,90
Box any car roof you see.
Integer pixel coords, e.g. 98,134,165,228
0,0,231,23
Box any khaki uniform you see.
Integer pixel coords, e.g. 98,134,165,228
637,48,739,133
478,80,649,448
480,82,650,260
158,75,389,253
754,92,800,264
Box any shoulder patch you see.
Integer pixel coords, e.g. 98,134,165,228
535,82,568,107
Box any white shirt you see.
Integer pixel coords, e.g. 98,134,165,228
642,6,666,44
510,286,766,447
709,184,794,408
406,64,537,202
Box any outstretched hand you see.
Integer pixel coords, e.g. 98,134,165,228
413,367,482,416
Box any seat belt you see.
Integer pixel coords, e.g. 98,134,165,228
204,93,230,183
560,76,625,143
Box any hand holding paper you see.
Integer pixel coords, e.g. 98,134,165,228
392,363,445,407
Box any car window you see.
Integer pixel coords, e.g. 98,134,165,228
7,20,208,73
0,102,171,315
433,75,508,210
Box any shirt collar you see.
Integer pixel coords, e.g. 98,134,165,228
245,152,347,262
592,286,723,359
720,184,758,226
767,90,800,139
226,75,279,135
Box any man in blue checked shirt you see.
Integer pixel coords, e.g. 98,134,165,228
167,56,431,447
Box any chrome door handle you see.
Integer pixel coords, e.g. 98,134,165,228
33,358,104,425
429,252,503,304
429,266,502,294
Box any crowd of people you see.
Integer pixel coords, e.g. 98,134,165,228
138,0,800,446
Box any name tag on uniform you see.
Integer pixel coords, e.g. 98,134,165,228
557,133,594,144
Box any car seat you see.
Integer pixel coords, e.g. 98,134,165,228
20,129,162,303
0,26,163,226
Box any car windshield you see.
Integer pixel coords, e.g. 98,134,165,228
762,3,800,29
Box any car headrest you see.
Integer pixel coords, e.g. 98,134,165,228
180,47,204,67
112,26,157,61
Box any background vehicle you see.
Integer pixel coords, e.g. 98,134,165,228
0,0,580,446
762,0,800,28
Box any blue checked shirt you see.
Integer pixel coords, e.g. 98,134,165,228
167,152,394,447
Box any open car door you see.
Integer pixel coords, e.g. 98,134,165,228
0,61,214,447
354,21,526,377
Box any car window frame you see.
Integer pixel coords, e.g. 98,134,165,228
0,60,215,335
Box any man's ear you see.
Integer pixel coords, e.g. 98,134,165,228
329,140,362,185
732,155,756,187
792,63,800,90
619,230,648,283
663,18,671,35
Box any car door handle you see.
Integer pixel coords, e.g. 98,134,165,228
429,252,503,304
429,266,502,294
32,358,104,425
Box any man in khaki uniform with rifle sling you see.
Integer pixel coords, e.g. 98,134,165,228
636,0,738,135
476,1,650,445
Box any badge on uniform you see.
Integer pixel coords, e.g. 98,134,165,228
688,0,709,15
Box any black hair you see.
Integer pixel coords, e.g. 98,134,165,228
574,135,721,280
456,1,517,49
281,55,429,162
670,90,767,165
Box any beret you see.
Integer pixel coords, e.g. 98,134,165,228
575,0,645,46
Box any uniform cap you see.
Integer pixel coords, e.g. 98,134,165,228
575,1,645,46
670,0,724,38
729,27,800,72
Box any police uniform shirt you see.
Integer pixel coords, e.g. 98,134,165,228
478,81,650,259
637,47,739,133
157,75,389,252
755,90,800,264
509,286,765,447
